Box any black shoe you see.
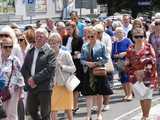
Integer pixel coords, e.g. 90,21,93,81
72,107,79,114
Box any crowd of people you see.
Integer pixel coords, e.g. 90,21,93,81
0,11,160,120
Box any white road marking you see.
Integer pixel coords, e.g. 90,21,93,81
114,97,160,120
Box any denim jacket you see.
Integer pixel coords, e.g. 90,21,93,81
80,41,108,73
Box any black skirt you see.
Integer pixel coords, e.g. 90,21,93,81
81,70,113,96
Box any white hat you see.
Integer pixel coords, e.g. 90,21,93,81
155,12,160,19
94,24,104,32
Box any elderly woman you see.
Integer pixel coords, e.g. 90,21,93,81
81,27,111,120
0,25,22,60
0,36,25,120
50,32,76,120
125,28,157,120
149,19,160,92
112,27,133,101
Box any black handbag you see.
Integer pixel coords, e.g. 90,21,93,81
0,100,7,119
0,60,14,102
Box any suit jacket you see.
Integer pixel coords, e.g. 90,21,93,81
21,43,56,93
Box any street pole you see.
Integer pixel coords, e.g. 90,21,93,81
30,16,32,24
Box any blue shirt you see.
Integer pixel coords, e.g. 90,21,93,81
105,29,114,37
112,38,133,55
77,21,85,38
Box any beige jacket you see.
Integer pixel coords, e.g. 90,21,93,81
54,49,76,85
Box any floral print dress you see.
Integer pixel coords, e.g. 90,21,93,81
0,55,25,87
125,43,158,88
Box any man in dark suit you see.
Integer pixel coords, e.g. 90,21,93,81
21,28,56,120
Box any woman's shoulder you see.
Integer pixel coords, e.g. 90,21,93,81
96,40,106,48
121,38,133,45
12,56,21,65
145,43,155,51
59,48,71,57
122,37,132,42
8,55,21,69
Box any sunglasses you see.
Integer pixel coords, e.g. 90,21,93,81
155,22,160,26
2,45,13,49
88,36,94,39
133,35,144,39
18,39,25,43
0,34,10,37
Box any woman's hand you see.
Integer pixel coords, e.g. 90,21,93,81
134,70,145,82
73,51,81,59
114,52,126,58
125,59,129,66
87,62,96,68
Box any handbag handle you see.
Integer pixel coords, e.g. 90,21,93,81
7,60,14,87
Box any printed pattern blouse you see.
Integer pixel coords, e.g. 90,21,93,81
125,43,157,88
0,55,25,87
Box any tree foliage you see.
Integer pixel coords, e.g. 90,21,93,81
97,0,160,17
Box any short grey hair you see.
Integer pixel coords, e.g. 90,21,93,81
112,21,123,30
35,28,49,38
56,22,65,28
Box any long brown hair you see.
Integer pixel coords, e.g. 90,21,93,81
24,28,35,44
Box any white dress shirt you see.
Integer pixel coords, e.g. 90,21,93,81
66,36,73,53
31,48,39,76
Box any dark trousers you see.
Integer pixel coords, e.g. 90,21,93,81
27,91,51,120
18,99,25,120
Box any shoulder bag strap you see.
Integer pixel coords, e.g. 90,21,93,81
7,60,14,87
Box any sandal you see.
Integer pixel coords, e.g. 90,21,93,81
122,96,127,101
72,107,79,113
126,95,133,101
97,114,102,120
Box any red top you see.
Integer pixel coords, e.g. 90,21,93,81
125,43,158,88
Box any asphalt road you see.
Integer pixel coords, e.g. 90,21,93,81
56,86,160,120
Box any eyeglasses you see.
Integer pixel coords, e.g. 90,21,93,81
88,36,94,39
133,35,144,39
155,22,160,26
0,34,10,38
2,45,13,49
18,39,25,43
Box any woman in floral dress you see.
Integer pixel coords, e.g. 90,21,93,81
125,28,157,120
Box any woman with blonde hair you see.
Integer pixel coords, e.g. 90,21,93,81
81,27,111,120
49,32,76,120
0,34,25,120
